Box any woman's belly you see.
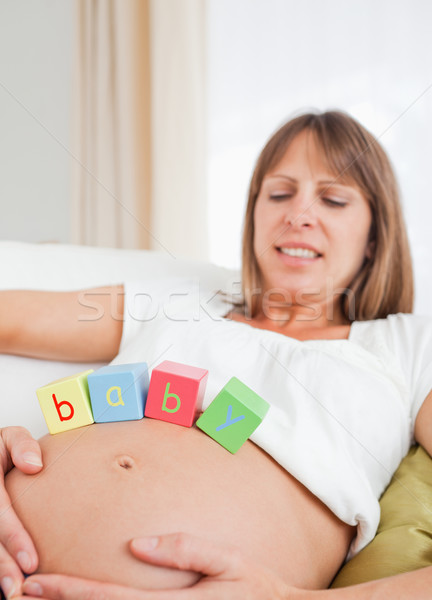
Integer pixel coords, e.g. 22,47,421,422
5,419,355,590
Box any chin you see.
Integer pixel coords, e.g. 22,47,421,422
262,275,322,301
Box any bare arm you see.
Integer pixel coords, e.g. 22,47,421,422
0,286,124,363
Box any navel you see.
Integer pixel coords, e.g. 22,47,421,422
114,454,135,470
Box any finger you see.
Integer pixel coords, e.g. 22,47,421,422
0,430,41,583
0,498,39,587
0,567,25,600
129,534,292,600
22,575,189,600
1,427,43,474
130,532,243,578
0,479,39,572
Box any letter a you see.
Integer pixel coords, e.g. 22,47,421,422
106,386,125,407
162,382,181,413
216,405,245,431
52,393,74,422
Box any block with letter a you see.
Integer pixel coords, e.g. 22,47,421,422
87,362,149,423
196,377,270,453
36,369,95,434
144,360,208,427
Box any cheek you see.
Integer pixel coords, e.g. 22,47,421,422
253,200,280,241
336,216,372,268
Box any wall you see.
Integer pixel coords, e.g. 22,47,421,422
0,0,74,243
206,0,432,314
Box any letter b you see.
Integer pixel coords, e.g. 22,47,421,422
52,393,75,422
36,369,94,434
145,360,208,427
162,383,181,413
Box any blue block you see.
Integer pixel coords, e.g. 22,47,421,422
88,363,149,423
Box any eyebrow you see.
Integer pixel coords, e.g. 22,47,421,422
266,174,352,189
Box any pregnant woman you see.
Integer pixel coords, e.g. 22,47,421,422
1,111,432,599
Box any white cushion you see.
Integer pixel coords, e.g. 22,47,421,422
0,241,235,291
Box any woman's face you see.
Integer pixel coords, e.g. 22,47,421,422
253,130,373,320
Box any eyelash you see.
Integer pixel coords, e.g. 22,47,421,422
269,194,292,201
268,194,347,208
323,198,347,208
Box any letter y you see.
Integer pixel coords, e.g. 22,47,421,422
216,405,245,431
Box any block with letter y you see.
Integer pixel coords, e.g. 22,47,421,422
144,360,208,427
36,370,94,434
87,362,149,423
196,377,270,453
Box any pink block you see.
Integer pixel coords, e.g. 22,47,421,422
144,360,208,427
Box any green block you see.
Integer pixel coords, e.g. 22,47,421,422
196,377,269,453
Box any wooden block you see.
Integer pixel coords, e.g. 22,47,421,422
144,360,208,427
88,362,149,423
196,377,269,453
36,370,94,434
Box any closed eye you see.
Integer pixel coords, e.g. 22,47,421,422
269,193,292,201
322,198,347,207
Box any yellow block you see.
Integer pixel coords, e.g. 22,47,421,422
36,369,95,434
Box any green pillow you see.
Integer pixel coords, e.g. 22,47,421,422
331,444,432,587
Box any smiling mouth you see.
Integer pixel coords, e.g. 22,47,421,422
276,247,322,259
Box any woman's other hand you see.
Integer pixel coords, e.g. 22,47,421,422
20,532,304,599
0,426,42,598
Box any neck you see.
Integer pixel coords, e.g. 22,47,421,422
251,295,349,331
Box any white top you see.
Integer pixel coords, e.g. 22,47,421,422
113,278,432,560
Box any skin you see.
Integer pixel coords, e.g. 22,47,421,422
250,129,373,334
14,532,432,600
4,414,354,594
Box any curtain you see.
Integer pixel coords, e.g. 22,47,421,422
72,0,207,260
72,0,151,249
149,0,207,259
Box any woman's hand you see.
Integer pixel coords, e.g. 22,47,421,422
0,427,42,598
20,533,304,599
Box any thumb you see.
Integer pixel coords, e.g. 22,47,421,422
130,532,242,578
2,426,43,474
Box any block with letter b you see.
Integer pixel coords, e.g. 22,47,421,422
144,360,208,427
87,362,149,423
36,369,94,434
196,377,270,453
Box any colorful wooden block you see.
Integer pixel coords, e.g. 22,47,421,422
144,360,208,427
196,377,269,453
36,369,94,434
87,362,149,423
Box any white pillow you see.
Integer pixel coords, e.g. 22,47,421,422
0,241,238,437
0,241,235,291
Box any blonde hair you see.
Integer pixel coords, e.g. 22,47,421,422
241,110,413,321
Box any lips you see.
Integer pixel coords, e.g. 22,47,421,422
275,243,322,259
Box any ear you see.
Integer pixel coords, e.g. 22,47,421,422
365,240,375,260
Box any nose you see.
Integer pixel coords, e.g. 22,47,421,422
283,193,317,228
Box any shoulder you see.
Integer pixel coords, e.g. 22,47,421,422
352,313,432,387
349,313,432,368
354,312,432,341
353,314,432,424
